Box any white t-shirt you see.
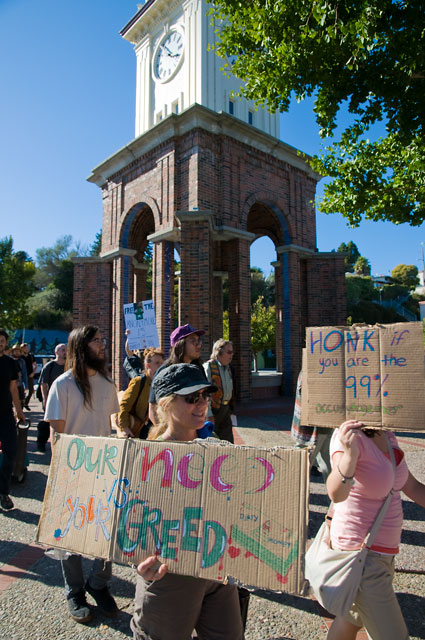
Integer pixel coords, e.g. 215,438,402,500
45,370,119,437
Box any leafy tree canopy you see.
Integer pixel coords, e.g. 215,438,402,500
354,256,371,276
251,296,276,371
391,263,420,289
250,266,275,306
346,275,378,305
380,283,410,300
35,235,78,289
337,241,360,272
0,237,36,331
90,230,102,256
210,0,425,226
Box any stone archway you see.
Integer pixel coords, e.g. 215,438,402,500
246,201,291,397
78,104,346,397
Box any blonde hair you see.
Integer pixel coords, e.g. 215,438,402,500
147,394,176,440
143,347,164,365
210,339,232,360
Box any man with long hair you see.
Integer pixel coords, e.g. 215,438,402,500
45,326,119,624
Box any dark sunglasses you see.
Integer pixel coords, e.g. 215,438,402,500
183,390,211,404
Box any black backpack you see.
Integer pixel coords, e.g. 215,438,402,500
123,355,144,379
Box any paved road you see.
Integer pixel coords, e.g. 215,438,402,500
1,399,425,640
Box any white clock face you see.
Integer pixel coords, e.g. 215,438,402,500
154,31,184,82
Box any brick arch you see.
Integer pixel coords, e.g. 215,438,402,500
120,202,156,260
246,199,291,248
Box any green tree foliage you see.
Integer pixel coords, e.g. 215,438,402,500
391,264,420,289
28,235,81,330
26,288,72,331
34,235,77,289
210,0,425,226
250,267,275,306
337,241,360,272
380,283,410,300
345,274,420,322
222,310,229,340
354,256,371,276
0,237,36,330
250,296,275,371
90,230,102,256
53,260,74,312
346,276,378,305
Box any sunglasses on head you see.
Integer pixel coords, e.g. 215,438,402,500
183,390,211,404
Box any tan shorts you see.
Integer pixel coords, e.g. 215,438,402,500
345,551,409,640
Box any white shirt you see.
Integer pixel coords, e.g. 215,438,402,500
45,370,119,437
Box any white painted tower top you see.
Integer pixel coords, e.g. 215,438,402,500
121,0,280,139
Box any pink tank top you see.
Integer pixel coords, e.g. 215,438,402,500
329,430,409,552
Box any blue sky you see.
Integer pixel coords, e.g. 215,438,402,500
1,0,424,278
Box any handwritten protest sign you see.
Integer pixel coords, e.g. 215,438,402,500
36,435,309,593
301,322,425,429
124,300,159,350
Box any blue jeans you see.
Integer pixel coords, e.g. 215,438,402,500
0,412,18,495
61,554,112,599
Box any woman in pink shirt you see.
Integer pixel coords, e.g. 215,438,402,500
327,420,425,640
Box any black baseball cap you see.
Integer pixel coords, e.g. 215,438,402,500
152,363,217,401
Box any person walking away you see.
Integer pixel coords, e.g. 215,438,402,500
0,329,26,511
326,420,425,640
20,343,36,409
36,343,67,452
131,363,244,640
203,338,235,443
115,347,164,439
44,326,119,624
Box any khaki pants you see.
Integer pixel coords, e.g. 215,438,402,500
345,551,409,640
131,573,244,640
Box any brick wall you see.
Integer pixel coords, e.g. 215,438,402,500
78,108,345,398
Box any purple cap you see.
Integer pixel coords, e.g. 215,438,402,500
170,324,205,347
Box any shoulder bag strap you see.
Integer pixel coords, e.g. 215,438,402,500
363,433,397,548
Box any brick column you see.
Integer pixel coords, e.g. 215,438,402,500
272,260,283,373
176,211,213,361
72,258,112,340
133,261,149,303
211,271,227,343
152,240,174,357
106,249,137,389
276,245,316,394
306,253,346,326
226,238,251,401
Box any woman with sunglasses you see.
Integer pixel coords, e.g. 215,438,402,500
131,363,244,640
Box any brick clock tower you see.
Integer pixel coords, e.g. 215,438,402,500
73,0,346,398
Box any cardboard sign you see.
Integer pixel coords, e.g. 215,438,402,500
124,300,159,350
36,435,309,594
301,322,425,429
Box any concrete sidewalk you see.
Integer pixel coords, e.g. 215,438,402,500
1,397,424,640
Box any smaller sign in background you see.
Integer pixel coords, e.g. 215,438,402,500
124,299,159,350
